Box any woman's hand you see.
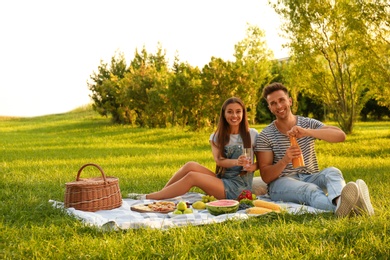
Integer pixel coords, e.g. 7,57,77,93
238,154,257,172
243,162,257,172
237,154,248,167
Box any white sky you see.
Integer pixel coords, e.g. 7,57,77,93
0,0,288,117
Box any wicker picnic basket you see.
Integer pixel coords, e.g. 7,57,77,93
64,163,122,212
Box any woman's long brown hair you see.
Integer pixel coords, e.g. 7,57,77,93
212,97,251,175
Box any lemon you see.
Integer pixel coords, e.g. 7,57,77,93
192,201,206,210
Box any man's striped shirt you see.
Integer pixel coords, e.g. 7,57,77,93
255,116,324,177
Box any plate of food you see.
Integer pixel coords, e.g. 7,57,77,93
131,201,176,214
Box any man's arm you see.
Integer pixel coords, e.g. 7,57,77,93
257,149,295,184
289,125,346,143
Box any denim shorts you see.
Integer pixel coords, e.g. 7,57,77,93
222,172,253,199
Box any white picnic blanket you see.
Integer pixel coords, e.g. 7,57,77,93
49,192,328,231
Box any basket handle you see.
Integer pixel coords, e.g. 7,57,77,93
76,163,107,183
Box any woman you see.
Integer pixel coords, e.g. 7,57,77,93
143,97,259,200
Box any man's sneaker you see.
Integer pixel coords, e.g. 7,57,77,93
354,179,374,216
127,193,146,200
335,182,359,217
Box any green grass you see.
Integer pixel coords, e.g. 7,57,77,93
1,108,389,259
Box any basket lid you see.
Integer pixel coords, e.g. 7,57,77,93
66,163,119,187
65,176,119,186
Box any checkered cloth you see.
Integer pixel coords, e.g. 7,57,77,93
49,192,327,231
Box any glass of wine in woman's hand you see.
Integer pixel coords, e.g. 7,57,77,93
242,148,251,171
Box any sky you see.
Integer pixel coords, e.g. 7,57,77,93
0,0,288,117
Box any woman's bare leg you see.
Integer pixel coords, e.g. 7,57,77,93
164,161,214,188
146,171,225,200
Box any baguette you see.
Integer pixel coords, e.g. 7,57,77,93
246,207,272,214
253,200,281,211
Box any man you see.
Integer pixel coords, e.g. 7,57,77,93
255,82,374,217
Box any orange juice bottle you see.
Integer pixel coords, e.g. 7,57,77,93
289,136,305,168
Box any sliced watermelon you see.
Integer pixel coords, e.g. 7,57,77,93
206,199,239,216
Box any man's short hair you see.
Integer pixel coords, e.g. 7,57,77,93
262,82,289,100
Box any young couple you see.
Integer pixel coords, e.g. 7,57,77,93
134,83,374,217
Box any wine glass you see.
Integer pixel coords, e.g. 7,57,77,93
242,148,252,170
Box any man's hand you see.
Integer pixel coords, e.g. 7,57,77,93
284,145,301,162
287,126,306,138
288,125,346,142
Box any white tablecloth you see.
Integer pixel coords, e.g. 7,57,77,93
49,192,327,231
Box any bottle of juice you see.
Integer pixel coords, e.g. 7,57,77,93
289,136,305,168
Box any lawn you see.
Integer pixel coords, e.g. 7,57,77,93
1,107,389,259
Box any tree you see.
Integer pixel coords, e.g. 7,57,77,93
201,57,237,127
233,24,274,124
121,45,172,127
360,98,390,121
272,0,390,133
88,52,128,123
169,57,203,128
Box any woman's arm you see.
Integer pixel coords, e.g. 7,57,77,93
210,141,247,168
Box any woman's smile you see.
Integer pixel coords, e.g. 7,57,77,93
225,103,243,126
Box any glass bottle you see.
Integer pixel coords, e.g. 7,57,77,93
289,136,305,168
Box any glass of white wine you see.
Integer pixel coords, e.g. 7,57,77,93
242,148,251,170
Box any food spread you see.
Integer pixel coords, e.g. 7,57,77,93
131,201,176,213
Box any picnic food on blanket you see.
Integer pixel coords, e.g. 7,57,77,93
131,201,176,213
173,208,194,214
172,209,183,214
246,207,273,214
237,190,256,201
206,199,239,216
246,200,282,214
173,208,193,215
177,201,187,211
253,200,282,211
192,201,206,210
173,201,194,214
184,208,193,213
237,190,257,210
239,198,255,208
148,201,176,211
201,195,217,203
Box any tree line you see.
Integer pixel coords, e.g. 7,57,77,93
88,1,389,133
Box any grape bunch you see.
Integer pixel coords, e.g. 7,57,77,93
238,198,254,210
201,195,217,203
238,203,252,210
